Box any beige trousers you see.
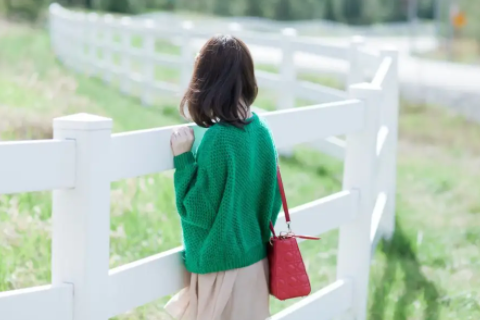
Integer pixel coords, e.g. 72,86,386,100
165,258,270,320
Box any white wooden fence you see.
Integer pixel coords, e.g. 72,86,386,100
0,3,399,320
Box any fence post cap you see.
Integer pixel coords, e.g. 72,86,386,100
54,113,113,131
72,11,86,21
351,35,365,45
228,22,242,32
182,20,194,30
144,19,155,28
281,28,297,37
120,16,132,25
88,12,99,21
104,14,114,23
49,3,61,12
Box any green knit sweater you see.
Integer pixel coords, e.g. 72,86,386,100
174,113,282,274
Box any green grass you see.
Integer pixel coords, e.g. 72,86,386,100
1,21,480,320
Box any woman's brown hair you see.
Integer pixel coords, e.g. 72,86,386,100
180,34,258,128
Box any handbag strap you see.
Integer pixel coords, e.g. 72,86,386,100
269,165,290,237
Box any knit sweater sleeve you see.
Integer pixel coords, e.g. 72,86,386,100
173,130,227,229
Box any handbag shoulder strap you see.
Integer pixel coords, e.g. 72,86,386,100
276,165,291,223
269,165,290,237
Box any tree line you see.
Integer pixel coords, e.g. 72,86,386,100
1,0,435,24
1,0,479,45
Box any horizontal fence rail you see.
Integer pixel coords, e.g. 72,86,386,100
0,4,399,320
108,248,185,317
0,285,73,320
0,140,76,194
271,279,353,320
273,190,359,240
107,190,358,317
110,100,365,181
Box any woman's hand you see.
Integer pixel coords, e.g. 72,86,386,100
171,127,195,156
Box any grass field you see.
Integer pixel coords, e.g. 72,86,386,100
1,20,480,320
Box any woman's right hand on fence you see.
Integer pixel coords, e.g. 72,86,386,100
171,127,195,156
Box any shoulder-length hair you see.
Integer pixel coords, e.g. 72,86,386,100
180,34,258,128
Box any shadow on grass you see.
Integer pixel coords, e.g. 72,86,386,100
369,219,440,320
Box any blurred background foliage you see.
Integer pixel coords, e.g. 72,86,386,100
0,0,438,23
2,0,480,42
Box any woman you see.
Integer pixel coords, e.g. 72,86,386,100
165,34,282,320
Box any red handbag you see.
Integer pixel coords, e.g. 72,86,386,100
268,166,320,301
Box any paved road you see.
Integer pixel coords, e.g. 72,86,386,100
188,36,480,94
193,35,480,121
145,11,480,95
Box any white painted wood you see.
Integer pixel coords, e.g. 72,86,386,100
347,36,365,86
358,46,380,59
271,279,353,320
52,113,112,320
274,190,359,240
45,8,401,320
252,106,346,159
149,52,182,67
108,248,186,317
111,70,179,95
109,101,364,181
48,5,60,56
180,21,193,91
0,284,73,320
358,46,381,77
205,24,282,48
255,70,281,89
109,124,182,181
278,28,297,111
142,19,156,106
293,37,348,60
372,56,393,87
68,12,85,74
0,140,75,194
294,80,347,103
376,125,389,159
370,192,387,252
379,48,399,240
267,100,365,150
107,191,357,317
120,17,132,94
102,14,114,83
87,13,99,77
337,83,381,320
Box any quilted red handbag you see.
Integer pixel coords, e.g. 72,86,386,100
268,166,320,301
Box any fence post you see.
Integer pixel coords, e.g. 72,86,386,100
120,17,132,95
102,14,114,83
337,83,381,320
142,19,156,106
75,12,87,74
276,28,297,157
87,13,99,77
52,113,112,320
379,47,399,240
180,21,194,92
278,28,297,111
347,36,365,87
49,4,60,58
62,11,76,70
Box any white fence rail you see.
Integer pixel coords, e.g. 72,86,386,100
138,12,437,37
0,3,399,320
